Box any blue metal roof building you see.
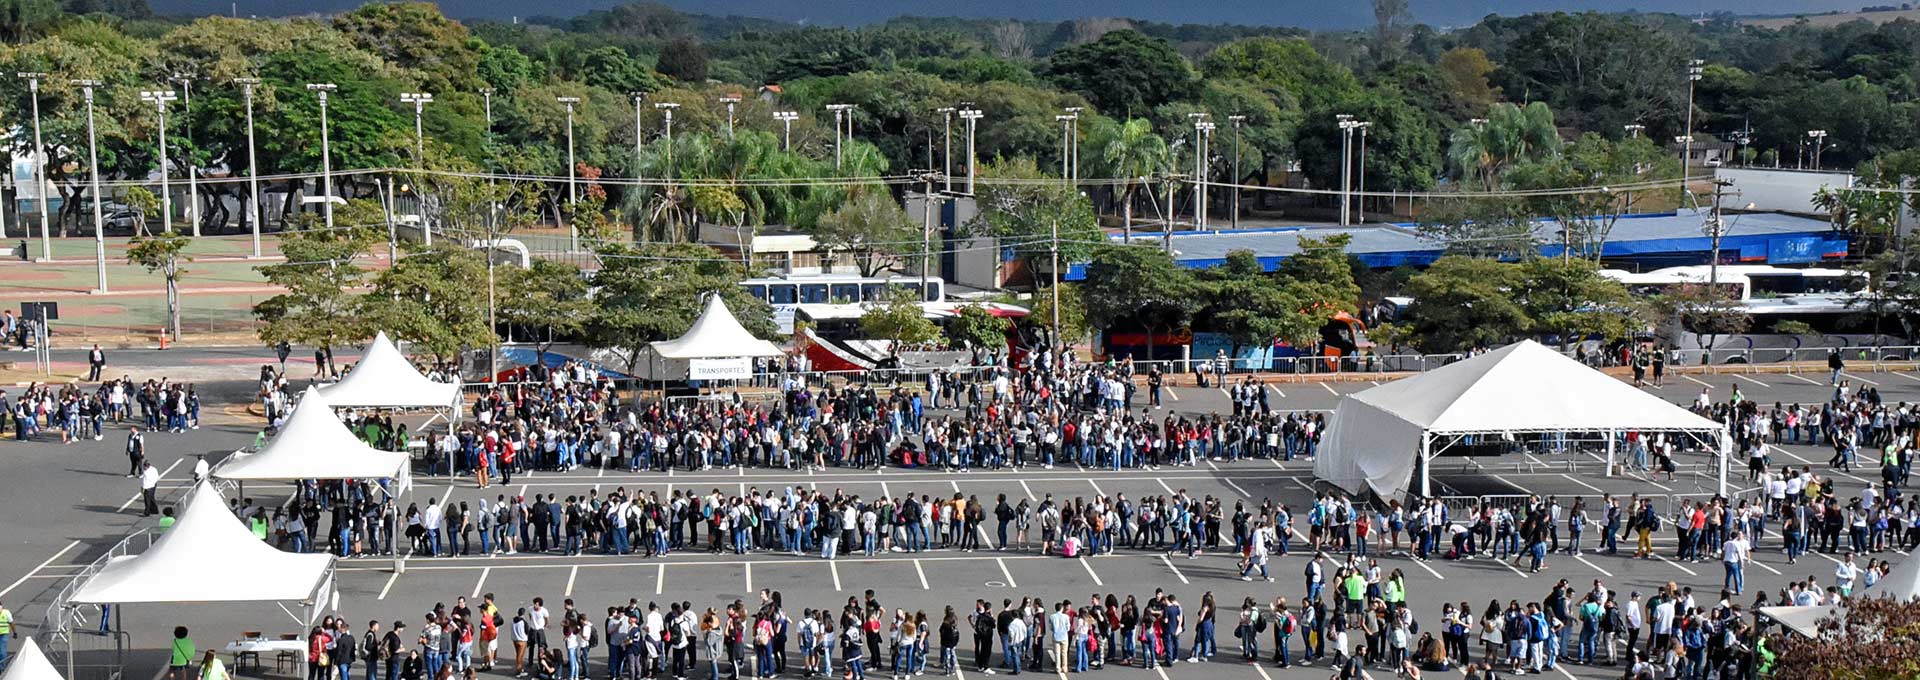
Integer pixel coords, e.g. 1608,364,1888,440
1062,210,1847,280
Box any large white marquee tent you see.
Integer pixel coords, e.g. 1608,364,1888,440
1315,340,1730,499
215,387,411,485
317,332,461,410
69,481,335,607
626,295,785,381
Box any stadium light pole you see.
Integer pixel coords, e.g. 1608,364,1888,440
935,106,955,191
234,78,263,257
1807,129,1829,170
20,72,53,261
959,107,982,195
140,89,179,234
73,79,107,292
172,73,201,236
1683,59,1704,179
556,96,581,251
306,83,338,229
773,111,799,151
1188,112,1210,229
826,104,855,169
719,95,741,139
1336,114,1356,225
1064,106,1083,181
1227,114,1245,229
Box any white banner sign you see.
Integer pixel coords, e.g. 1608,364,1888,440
688,357,753,380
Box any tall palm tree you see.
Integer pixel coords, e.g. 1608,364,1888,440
1447,101,1561,190
1100,118,1170,242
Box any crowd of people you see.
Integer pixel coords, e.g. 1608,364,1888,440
1,377,200,443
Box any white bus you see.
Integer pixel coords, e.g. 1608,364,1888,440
1601,265,1887,354
740,274,948,333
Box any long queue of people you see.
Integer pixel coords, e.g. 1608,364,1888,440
294,566,1799,680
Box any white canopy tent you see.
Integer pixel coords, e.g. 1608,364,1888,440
1,639,64,680
317,332,461,410
1315,340,1729,499
1758,554,1920,637
629,296,785,381
69,481,335,608
216,387,411,486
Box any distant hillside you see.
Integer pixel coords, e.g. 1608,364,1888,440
1742,6,1920,27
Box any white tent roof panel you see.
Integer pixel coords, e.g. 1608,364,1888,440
215,387,409,483
0,638,64,680
650,296,784,360
70,482,334,605
316,332,460,409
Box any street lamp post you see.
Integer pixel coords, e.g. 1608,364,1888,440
719,95,741,139
18,72,51,261
655,102,680,237
935,107,955,191
400,92,433,162
1624,123,1644,139
959,107,982,195
1188,112,1210,229
1055,114,1077,185
172,73,200,236
1064,106,1083,181
1684,59,1704,179
826,104,855,169
306,83,337,229
1355,121,1371,224
73,79,107,292
481,88,496,232
773,111,798,151
1807,130,1829,170
140,89,179,234
556,96,581,251
1336,115,1358,225
235,78,263,257
1227,114,1245,229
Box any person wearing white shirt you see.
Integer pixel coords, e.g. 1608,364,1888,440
422,499,445,557
138,461,161,516
1623,592,1644,654
1721,531,1750,595
1836,555,1861,596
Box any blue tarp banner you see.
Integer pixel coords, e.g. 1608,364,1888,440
1767,237,1822,264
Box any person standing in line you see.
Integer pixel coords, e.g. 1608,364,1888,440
169,627,197,680
126,425,146,477
0,598,13,667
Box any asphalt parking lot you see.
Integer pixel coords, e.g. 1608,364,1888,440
0,365,1907,680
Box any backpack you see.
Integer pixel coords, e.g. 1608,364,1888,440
1280,613,1295,634
1254,613,1269,634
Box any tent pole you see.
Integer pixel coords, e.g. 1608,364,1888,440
1718,428,1730,497
1419,432,1433,498
1605,430,1616,478
393,478,405,574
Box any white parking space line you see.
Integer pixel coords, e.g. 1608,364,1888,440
1166,388,1181,401
1573,555,1613,578
914,559,929,589
996,558,1019,588
1748,559,1782,576
1733,374,1770,388
1321,383,1338,396
1495,556,1530,579
1267,385,1285,399
1088,480,1105,497
1222,478,1252,499
655,563,666,595
1491,475,1534,495
1843,372,1880,386
1157,479,1177,496
0,539,79,599
831,560,843,591
1410,558,1445,580
1253,663,1274,680
471,567,491,597
1653,554,1698,577
1682,374,1712,388
1554,665,1579,680
1561,474,1605,493
378,571,401,600
744,562,753,592
1159,555,1190,584
565,565,579,596
1784,373,1823,385
1625,472,1673,491
1019,480,1037,501
1079,558,1104,586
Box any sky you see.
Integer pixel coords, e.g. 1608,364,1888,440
168,0,1872,30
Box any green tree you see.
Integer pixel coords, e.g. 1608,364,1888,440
811,189,916,277
1508,132,1677,259
497,259,593,358
126,231,191,342
1446,101,1560,190
656,35,709,82
1091,118,1170,240
253,217,380,358
1436,47,1501,115
1028,283,1089,344
1081,244,1200,358
860,288,943,348
1294,87,1441,193
1277,234,1362,316
967,157,1102,268
1200,37,1361,112
1510,257,1636,346
1200,250,1317,358
1645,283,1752,353
946,304,1008,350
1041,30,1197,117
583,242,775,375
1401,256,1531,353
1415,197,1541,259
359,244,494,363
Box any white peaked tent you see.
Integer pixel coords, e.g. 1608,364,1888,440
317,332,460,409
69,481,335,607
1,639,64,680
1316,340,1729,499
216,387,411,485
1759,554,1920,637
632,295,784,380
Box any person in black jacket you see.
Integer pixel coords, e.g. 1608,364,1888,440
969,600,994,672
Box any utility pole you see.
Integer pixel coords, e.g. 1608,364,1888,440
73,79,107,292
630,92,647,240
1055,113,1078,184
920,174,939,300
1064,106,1083,182
173,73,200,237
1227,115,1245,229
481,88,496,232
556,96,581,251
235,78,263,257
1164,174,1180,254
773,111,798,151
1188,113,1210,229
400,92,434,246
306,83,337,230
826,104,855,169
1807,130,1829,170
1336,114,1355,225
959,107,982,195
1354,121,1370,223
1684,59,1704,180
721,95,741,139
19,72,51,261
936,107,955,192
141,89,179,234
